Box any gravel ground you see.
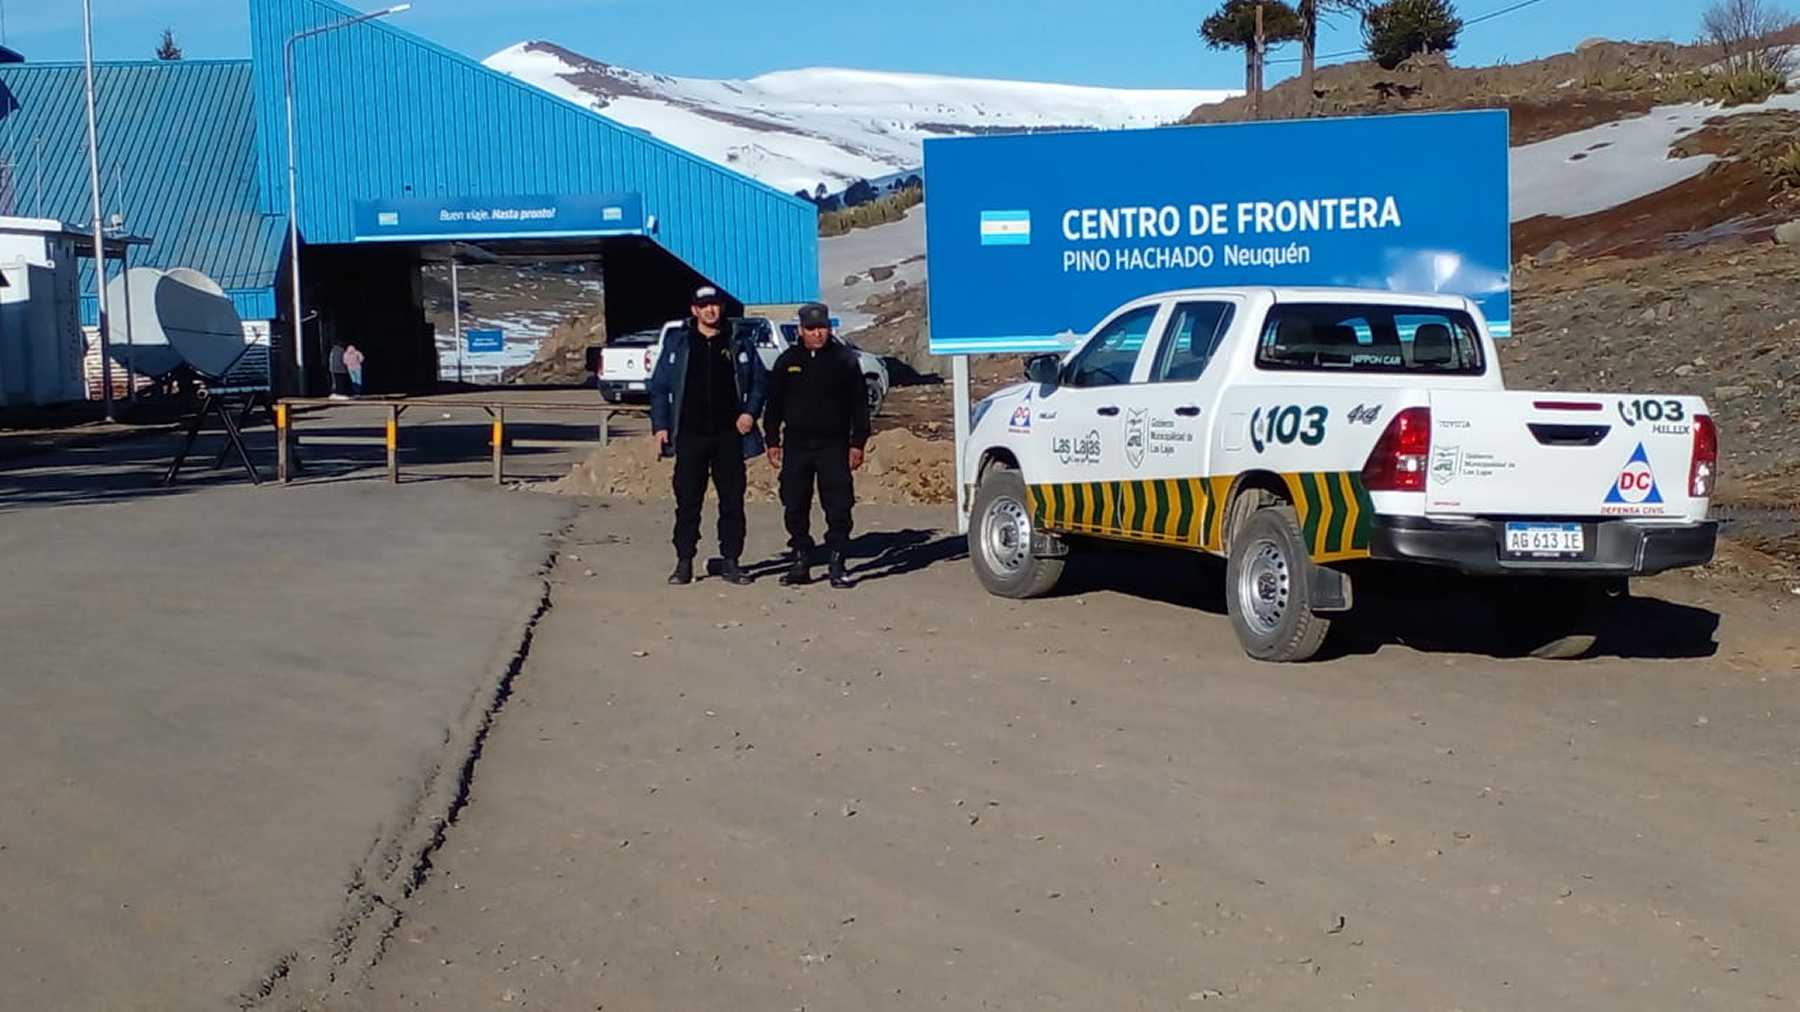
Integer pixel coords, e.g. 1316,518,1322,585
319,499,1799,1012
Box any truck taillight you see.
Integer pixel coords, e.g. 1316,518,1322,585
643,349,654,372
1689,414,1718,498
1361,406,1432,492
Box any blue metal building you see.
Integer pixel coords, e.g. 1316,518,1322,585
0,0,818,393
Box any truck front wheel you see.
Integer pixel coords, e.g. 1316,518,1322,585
1226,505,1332,662
970,464,1064,599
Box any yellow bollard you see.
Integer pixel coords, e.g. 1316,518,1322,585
275,403,290,483
386,405,399,484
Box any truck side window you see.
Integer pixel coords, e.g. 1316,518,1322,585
1065,306,1158,388
1151,302,1235,382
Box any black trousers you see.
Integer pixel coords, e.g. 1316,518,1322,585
780,437,854,554
672,430,747,561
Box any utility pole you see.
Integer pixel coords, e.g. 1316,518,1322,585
1252,3,1266,121
81,0,115,421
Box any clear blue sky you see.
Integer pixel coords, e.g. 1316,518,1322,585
5,0,1717,89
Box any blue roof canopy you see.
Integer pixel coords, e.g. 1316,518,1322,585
248,0,818,305
0,59,286,323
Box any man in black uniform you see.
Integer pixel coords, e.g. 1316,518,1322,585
763,302,869,589
648,286,768,586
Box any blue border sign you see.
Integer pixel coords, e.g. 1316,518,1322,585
924,111,1511,355
352,193,645,242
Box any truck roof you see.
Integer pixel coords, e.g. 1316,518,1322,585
1130,286,1474,310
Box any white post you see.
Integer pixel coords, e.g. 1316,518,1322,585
451,258,464,384
283,34,306,397
80,0,114,421
282,5,412,399
120,245,137,401
952,354,972,534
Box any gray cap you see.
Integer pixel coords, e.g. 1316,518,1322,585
797,302,830,328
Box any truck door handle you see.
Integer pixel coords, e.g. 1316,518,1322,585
1096,406,1120,417
1528,423,1610,446
1174,405,1201,417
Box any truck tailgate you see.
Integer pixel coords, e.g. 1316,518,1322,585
601,346,652,382
1424,391,1709,521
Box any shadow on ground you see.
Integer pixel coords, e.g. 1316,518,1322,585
1047,545,1719,663
0,416,604,512
729,528,968,585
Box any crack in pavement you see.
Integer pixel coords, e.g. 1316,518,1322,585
246,520,574,1010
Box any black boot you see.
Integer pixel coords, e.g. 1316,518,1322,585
719,557,753,586
828,551,852,590
779,553,811,586
668,557,694,585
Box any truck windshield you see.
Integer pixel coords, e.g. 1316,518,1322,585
611,329,661,346
1256,304,1486,375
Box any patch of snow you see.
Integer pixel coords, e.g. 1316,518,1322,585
1511,93,1800,221
486,42,1235,196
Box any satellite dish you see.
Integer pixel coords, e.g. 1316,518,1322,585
105,267,249,379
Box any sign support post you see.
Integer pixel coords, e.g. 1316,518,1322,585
451,258,464,384
952,354,972,534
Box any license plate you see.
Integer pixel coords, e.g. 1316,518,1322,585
628,381,645,390
1504,522,1585,558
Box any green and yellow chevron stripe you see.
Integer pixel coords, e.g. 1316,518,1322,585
1029,472,1373,564
1279,471,1375,563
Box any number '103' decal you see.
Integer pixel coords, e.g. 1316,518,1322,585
1250,405,1328,453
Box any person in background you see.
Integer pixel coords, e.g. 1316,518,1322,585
763,302,869,589
327,340,351,400
648,286,769,586
344,343,366,397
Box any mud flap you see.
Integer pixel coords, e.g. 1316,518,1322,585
1309,565,1354,613
1031,530,1070,558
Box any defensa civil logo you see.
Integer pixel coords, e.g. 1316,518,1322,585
1603,442,1665,514
980,210,1032,246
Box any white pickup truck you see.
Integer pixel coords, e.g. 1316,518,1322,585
961,287,1719,662
597,321,680,404
737,315,892,416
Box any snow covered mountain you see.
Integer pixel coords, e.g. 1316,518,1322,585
484,42,1235,196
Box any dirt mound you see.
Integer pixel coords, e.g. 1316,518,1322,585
1503,241,1800,519
545,427,956,506
502,306,606,385
1183,43,1713,142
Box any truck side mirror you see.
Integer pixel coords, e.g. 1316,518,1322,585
1025,354,1062,386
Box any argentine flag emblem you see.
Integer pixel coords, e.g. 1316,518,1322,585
979,210,1031,246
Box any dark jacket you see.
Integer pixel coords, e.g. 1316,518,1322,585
648,321,769,458
763,342,870,450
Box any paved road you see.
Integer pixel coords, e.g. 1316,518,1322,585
332,500,1799,1011
0,462,572,1009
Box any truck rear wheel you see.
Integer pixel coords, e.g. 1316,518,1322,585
866,377,884,417
1226,505,1332,662
970,464,1064,599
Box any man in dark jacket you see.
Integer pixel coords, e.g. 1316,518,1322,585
648,286,769,586
763,302,869,589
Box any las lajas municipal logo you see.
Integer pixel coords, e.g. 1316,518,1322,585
980,210,1031,246
1602,442,1666,514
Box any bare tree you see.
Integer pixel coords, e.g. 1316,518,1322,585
1702,0,1797,76
1200,0,1304,105
1297,1,1372,95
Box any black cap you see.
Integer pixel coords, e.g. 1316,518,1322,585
797,302,830,329
692,285,723,305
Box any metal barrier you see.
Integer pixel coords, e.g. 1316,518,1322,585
276,397,649,485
